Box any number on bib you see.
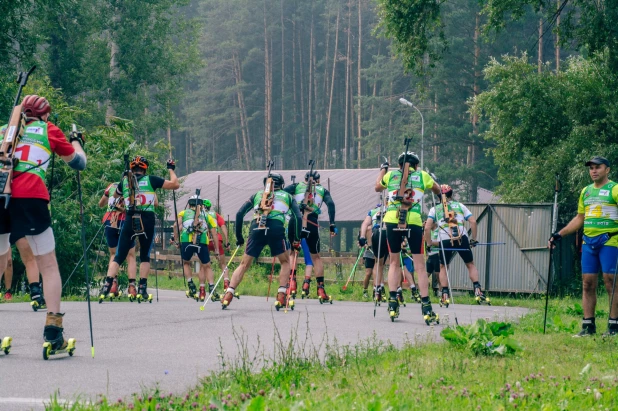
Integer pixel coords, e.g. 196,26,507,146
586,205,603,218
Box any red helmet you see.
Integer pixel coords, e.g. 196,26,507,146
22,95,51,118
440,184,453,196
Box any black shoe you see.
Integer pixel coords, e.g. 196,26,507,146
573,318,596,338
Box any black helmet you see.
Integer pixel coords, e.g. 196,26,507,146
305,170,320,181
188,194,201,207
398,151,419,166
264,173,285,188
130,155,149,171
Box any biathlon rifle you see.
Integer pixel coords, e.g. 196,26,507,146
301,159,316,229
124,154,144,235
441,187,462,245
396,138,414,230
192,188,203,245
0,66,36,208
256,159,274,229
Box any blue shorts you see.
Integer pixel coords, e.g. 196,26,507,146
180,242,211,265
581,244,618,275
104,220,134,249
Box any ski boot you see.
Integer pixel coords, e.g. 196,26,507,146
1,336,11,355
98,277,113,304
363,290,370,299
411,287,421,303
289,273,297,300
422,301,439,325
274,290,289,311
208,285,221,302
374,286,383,306
136,282,153,304
317,284,332,305
573,318,596,338
221,289,235,309
109,278,121,300
474,285,491,305
3,291,12,301
127,283,137,302
439,288,450,308
186,278,198,301
396,287,406,307
30,282,46,312
603,318,618,338
388,298,400,322
198,286,206,302
42,313,76,360
301,278,311,299
222,279,239,299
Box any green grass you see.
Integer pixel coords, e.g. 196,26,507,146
43,293,618,410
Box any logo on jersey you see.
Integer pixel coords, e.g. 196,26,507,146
410,175,420,182
26,126,44,135
138,180,149,187
600,190,610,196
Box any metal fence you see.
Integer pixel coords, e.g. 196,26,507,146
447,203,562,294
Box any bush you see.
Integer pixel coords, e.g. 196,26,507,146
440,319,522,356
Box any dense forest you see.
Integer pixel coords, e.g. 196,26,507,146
1,1,617,209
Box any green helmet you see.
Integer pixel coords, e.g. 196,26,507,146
203,199,212,209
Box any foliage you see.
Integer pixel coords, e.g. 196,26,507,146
472,53,618,215
441,318,523,355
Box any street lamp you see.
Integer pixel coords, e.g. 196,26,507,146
399,98,424,172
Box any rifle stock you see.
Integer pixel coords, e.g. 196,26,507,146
192,189,202,245
256,160,274,229
302,159,315,229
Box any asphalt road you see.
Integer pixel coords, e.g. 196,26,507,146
0,290,528,410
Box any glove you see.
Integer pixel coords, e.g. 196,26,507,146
548,232,561,249
292,241,301,251
330,224,337,235
301,228,310,239
236,237,244,246
358,237,367,247
169,234,175,243
225,242,231,250
380,161,389,172
469,239,479,248
425,244,432,254
69,130,85,147
166,159,176,170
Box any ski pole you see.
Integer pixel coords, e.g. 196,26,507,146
543,175,561,334
76,165,95,358
171,187,185,287
374,189,387,318
285,251,299,313
342,248,364,292
201,245,240,310
63,222,106,290
154,215,159,302
427,169,459,325
266,257,276,302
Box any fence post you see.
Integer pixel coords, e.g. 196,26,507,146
484,206,493,291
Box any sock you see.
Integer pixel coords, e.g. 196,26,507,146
199,283,205,288
473,281,481,288
421,296,430,304
226,287,235,294
582,317,595,328
129,279,136,284
278,286,286,293
188,277,194,283
396,287,403,292
317,276,324,285
389,291,397,300
609,318,618,329
139,278,147,285
208,283,215,291
442,287,449,294
105,276,114,284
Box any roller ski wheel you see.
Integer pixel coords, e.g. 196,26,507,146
317,286,332,305
474,287,491,305
221,291,234,310
411,288,421,303
186,290,198,301
439,292,450,308
136,283,152,304
422,302,439,326
209,292,221,302
43,338,76,360
108,279,120,301
127,284,137,302
388,299,400,322
31,298,46,312
1,336,12,355
274,292,287,311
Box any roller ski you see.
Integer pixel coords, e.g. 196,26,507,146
422,301,439,325
396,287,406,307
223,279,240,299
109,278,121,300
410,287,421,303
373,285,385,306
208,284,221,302
186,278,198,301
98,277,113,303
439,288,450,308
274,290,294,312
127,283,137,302
474,285,491,305
1,336,11,355
30,282,46,312
42,313,76,360
301,278,311,299
136,282,152,304
221,289,235,309
317,284,332,304
289,273,297,300
388,298,400,322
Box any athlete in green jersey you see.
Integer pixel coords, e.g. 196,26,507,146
550,156,618,337
375,152,441,323
222,173,303,309
103,155,179,302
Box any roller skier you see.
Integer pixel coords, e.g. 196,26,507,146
0,92,86,357
103,155,179,303
375,150,441,323
1,251,12,300
174,194,220,302
97,182,137,301
425,228,441,296
202,199,235,297
284,165,337,304
359,203,388,301
424,184,489,306
223,170,302,310
400,240,421,303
